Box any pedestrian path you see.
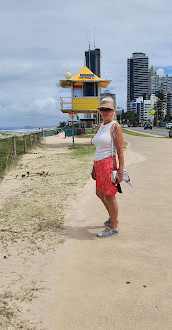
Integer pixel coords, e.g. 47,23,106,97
51,134,172,330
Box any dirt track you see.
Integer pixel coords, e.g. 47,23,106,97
51,134,172,330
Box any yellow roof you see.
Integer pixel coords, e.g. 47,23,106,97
59,65,111,88
70,65,101,81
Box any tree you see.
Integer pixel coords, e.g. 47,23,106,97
122,111,139,125
59,121,66,127
155,89,166,124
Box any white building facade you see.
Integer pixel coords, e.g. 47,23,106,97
151,74,172,116
144,95,158,122
151,74,172,94
130,95,158,122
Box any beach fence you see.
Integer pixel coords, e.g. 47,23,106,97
43,127,66,137
43,127,79,138
0,130,43,178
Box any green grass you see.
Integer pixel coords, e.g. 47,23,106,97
76,134,95,138
122,128,160,138
0,134,42,179
69,143,95,157
0,138,14,179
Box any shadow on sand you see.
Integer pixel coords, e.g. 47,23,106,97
63,225,105,241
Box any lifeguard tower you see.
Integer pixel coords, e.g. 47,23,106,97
58,65,111,124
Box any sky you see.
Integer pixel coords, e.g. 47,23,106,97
0,0,172,128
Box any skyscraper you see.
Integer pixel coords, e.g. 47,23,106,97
151,74,172,117
127,52,149,111
149,65,157,96
84,47,101,121
85,48,101,77
151,74,172,94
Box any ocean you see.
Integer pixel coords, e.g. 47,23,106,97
0,127,55,134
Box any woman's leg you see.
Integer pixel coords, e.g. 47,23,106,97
104,194,118,230
96,188,110,216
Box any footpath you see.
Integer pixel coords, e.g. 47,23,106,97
51,134,172,330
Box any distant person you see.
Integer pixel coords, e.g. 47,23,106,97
91,97,124,237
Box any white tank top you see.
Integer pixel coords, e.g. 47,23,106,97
92,120,117,161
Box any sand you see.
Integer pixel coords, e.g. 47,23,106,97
51,134,172,330
0,132,93,329
0,132,172,329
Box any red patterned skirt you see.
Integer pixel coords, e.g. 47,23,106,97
94,155,118,195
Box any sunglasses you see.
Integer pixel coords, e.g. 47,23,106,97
98,107,113,112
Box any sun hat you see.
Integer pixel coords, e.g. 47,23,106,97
98,97,115,111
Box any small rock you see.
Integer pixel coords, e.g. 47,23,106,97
126,281,131,284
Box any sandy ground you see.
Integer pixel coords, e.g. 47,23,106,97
0,132,94,329
51,134,172,330
0,132,172,329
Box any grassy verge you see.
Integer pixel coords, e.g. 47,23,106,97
122,128,161,138
0,134,42,179
76,133,95,139
0,143,95,251
0,140,128,251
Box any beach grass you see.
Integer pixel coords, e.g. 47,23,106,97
0,138,14,179
0,139,127,251
0,135,41,179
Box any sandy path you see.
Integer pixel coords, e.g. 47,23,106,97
51,134,172,330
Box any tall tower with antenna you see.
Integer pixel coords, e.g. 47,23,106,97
85,30,101,78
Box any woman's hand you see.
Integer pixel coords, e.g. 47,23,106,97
91,166,96,180
115,170,123,183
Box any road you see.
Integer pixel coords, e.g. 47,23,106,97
127,126,171,137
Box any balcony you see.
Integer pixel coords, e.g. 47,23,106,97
60,97,99,113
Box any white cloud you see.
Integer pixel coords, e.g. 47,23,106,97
0,0,172,126
156,68,165,76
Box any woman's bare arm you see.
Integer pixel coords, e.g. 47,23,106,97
113,123,124,182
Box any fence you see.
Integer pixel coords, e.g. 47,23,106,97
43,127,66,137
0,130,43,178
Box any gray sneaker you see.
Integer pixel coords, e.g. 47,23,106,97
104,218,119,227
97,227,118,238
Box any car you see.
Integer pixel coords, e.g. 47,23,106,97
123,124,128,128
169,127,172,138
166,123,172,129
144,123,152,130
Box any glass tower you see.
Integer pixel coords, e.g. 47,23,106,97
127,52,149,111
85,48,101,78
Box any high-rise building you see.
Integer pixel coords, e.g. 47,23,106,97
151,74,172,94
149,65,157,96
85,48,101,77
84,47,101,122
167,93,172,117
127,52,149,111
151,74,172,116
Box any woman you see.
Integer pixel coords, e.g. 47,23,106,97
91,97,124,237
